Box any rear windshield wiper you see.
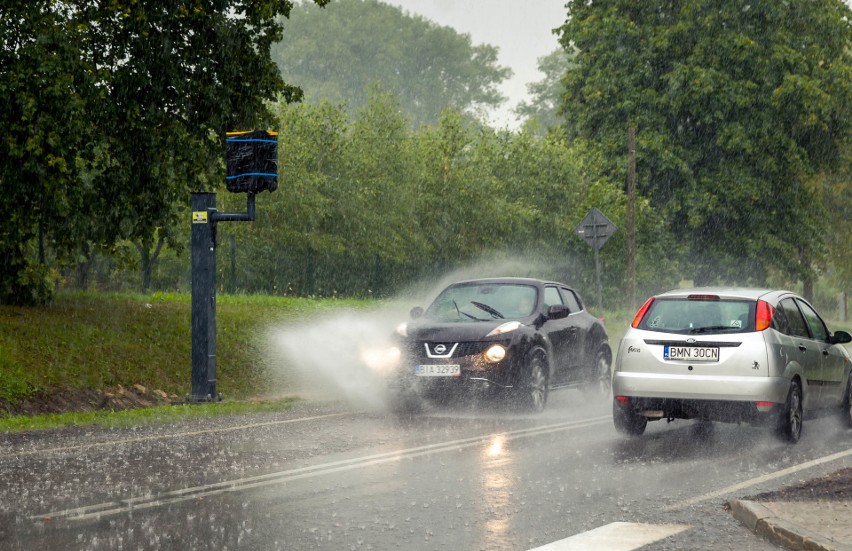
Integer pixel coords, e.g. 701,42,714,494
689,325,739,334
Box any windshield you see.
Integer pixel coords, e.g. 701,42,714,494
638,298,756,334
424,283,538,322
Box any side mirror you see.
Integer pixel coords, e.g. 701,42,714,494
410,306,424,319
548,304,570,320
831,330,852,345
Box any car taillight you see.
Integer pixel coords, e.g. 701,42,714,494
615,395,630,406
755,299,774,331
631,297,655,328
687,294,720,300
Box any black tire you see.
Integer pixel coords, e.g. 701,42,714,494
613,399,647,436
517,349,548,413
776,379,803,443
841,375,852,429
582,347,612,402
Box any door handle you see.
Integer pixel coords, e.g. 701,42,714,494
798,344,807,352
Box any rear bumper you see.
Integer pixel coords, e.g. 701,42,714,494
612,372,791,423
612,371,789,403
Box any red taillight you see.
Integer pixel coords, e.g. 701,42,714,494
631,297,655,328
615,395,630,406
755,401,774,407
755,299,774,331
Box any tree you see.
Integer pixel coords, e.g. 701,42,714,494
0,1,100,305
515,49,576,134
271,0,512,127
557,0,852,289
0,0,330,304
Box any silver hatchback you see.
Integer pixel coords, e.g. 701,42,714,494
612,288,852,443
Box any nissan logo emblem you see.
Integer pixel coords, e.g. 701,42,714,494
434,344,447,354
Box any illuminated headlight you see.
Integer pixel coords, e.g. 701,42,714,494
360,346,401,374
484,344,507,363
395,322,408,337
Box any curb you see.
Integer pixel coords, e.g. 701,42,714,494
728,500,852,551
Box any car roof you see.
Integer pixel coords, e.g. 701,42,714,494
654,287,793,301
447,277,567,288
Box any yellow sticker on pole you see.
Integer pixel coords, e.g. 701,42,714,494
192,211,208,224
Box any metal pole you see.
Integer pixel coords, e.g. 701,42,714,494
190,192,217,401
594,223,602,311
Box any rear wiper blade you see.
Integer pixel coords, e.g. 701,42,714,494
689,325,737,334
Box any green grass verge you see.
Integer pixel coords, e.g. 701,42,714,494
0,397,300,433
0,291,370,408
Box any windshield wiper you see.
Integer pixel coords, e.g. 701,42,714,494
453,299,481,320
471,301,504,319
689,325,738,334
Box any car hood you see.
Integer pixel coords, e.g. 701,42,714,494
406,320,511,342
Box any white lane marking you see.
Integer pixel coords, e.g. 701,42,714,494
3,413,351,458
34,415,611,521
528,522,690,551
662,446,852,511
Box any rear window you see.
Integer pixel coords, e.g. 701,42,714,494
638,298,756,334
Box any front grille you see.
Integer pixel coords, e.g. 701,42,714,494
412,341,493,360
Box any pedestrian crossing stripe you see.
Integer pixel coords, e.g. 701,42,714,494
528,522,690,551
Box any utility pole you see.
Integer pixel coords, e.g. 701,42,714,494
626,127,637,312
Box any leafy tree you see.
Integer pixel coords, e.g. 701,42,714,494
0,0,330,304
515,49,576,134
557,0,852,290
0,1,100,305
272,0,512,127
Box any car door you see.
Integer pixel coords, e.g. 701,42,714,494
778,297,825,408
561,287,591,374
541,285,575,384
796,298,845,406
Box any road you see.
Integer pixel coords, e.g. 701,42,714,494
2,389,851,550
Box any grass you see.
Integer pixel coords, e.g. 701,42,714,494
0,397,300,433
0,291,370,418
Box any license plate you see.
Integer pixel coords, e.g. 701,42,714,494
663,345,719,362
416,364,461,377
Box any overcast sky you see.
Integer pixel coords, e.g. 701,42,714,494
381,0,567,129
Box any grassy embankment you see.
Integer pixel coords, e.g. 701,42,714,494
0,291,368,431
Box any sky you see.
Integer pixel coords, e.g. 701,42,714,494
381,0,567,129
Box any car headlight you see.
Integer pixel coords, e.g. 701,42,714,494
395,322,408,337
360,346,401,374
484,344,507,363
486,321,522,336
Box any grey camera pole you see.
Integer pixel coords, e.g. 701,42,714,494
189,191,256,402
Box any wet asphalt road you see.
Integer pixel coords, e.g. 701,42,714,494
2,390,852,550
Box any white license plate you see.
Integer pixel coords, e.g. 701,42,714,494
664,345,719,362
416,364,461,377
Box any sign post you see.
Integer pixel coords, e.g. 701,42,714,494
575,207,617,311
189,130,278,402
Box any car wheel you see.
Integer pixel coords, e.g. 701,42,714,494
775,379,803,443
582,347,611,401
612,399,647,436
842,375,852,429
517,349,548,413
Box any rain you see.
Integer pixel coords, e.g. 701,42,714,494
1,1,851,550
